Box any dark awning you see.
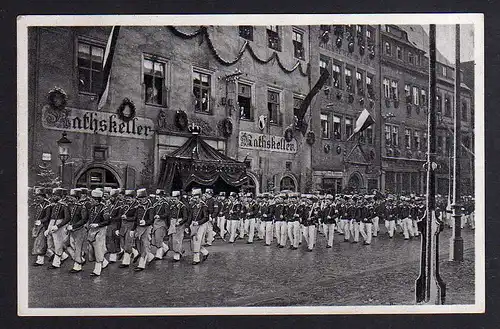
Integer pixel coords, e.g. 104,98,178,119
157,133,247,192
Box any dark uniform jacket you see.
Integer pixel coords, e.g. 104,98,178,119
285,203,300,222
259,202,272,221
322,203,337,224
228,201,242,221
247,200,259,218
88,202,110,228
135,200,153,230
205,197,217,219
50,200,71,227
192,201,209,225
170,200,189,226
69,201,89,230
272,203,286,222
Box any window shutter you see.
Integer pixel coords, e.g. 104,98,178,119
278,109,283,126
125,165,136,189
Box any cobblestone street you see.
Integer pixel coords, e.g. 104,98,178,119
28,226,475,308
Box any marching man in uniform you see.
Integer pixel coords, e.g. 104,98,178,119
119,190,140,268
322,194,337,248
227,192,241,243
87,189,110,276
151,189,170,261
260,193,273,246
203,189,218,246
272,193,287,248
46,188,71,269
106,188,123,264
31,187,52,266
244,193,258,244
358,196,373,245
302,195,320,251
216,192,228,240
169,190,189,262
190,188,210,265
286,192,302,250
66,188,89,273
134,188,155,271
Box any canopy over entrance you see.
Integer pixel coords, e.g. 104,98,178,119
157,133,247,193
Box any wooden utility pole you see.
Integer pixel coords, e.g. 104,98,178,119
450,24,464,261
415,24,446,304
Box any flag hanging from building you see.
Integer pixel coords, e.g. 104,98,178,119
347,109,375,141
97,26,121,110
296,68,331,135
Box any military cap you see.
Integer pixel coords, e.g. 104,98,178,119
103,186,112,194
52,187,66,196
95,187,104,192
172,191,181,197
192,188,202,196
309,194,319,201
136,188,148,198
110,189,120,197
91,189,103,198
326,194,334,200
125,189,135,196
245,192,253,198
219,192,226,197
230,192,237,197
155,189,165,195
205,188,214,194
79,187,89,195
119,188,125,195
289,192,300,198
34,187,45,195
70,188,81,197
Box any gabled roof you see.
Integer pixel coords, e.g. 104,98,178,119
401,25,453,66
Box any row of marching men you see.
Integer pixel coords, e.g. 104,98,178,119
30,186,214,276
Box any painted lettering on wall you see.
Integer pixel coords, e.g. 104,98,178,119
239,131,297,154
42,106,155,140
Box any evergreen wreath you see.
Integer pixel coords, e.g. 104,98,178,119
117,98,136,122
175,110,189,130
284,127,294,142
221,118,233,137
47,87,68,110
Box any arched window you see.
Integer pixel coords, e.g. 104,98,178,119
76,167,120,189
280,176,296,192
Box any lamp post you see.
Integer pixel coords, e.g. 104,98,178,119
57,132,72,188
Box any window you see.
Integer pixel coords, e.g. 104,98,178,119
293,30,304,59
436,94,442,113
421,89,427,106
397,46,402,60
391,80,398,100
267,25,281,51
445,135,452,156
422,132,427,151
416,54,420,66
320,56,331,85
321,114,330,139
437,135,443,154
442,65,447,76
93,146,107,161
366,27,373,44
356,25,363,35
444,96,451,117
385,41,391,55
356,71,364,96
462,101,468,121
333,115,341,140
285,161,292,171
405,84,411,103
346,25,355,39
239,26,253,40
293,97,303,121
366,75,374,98
193,70,211,113
414,131,421,150
408,51,414,64
322,178,342,195
366,125,373,144
392,125,399,147
280,176,296,191
332,63,341,88
412,86,419,105
238,83,252,120
144,57,166,106
267,90,280,125
345,117,353,138
76,167,119,189
383,78,390,99
345,67,353,92
405,128,411,149
385,125,392,146
77,42,104,94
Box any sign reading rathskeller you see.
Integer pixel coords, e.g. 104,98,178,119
239,131,297,154
42,106,155,139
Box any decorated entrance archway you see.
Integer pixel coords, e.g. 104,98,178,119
347,172,363,193
76,166,120,189
280,174,297,192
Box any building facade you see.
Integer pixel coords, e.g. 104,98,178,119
28,25,313,194
309,24,382,194
27,24,475,196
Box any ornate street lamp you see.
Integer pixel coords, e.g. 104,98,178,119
57,132,72,187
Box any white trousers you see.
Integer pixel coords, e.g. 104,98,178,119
372,216,380,237
324,223,336,247
258,220,265,240
287,221,301,248
244,218,256,242
385,220,396,237
228,219,239,242
274,221,287,246
359,222,372,244
340,220,350,239
205,219,214,245
217,216,227,239
302,225,316,250
349,220,360,242
264,221,274,245
192,222,209,262
402,217,414,239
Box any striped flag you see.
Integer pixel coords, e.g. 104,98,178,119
347,109,375,141
97,26,121,110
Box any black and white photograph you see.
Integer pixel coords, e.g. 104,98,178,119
17,14,484,315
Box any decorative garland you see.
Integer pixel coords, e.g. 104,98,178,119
117,98,136,122
284,127,294,142
169,26,308,77
175,110,188,130
47,87,68,110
